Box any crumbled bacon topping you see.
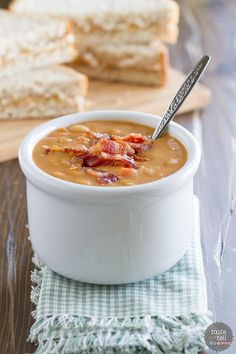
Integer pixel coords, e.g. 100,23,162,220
88,131,110,140
45,144,88,156
123,133,148,143
86,168,119,185
81,152,137,169
44,128,152,184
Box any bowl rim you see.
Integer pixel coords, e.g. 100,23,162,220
18,110,201,197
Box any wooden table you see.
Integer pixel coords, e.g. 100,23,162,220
1,0,236,353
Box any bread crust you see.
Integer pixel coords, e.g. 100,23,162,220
159,49,169,86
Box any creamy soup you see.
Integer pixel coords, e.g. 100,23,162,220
33,120,187,186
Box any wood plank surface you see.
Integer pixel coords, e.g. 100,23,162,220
0,68,211,163
1,0,236,353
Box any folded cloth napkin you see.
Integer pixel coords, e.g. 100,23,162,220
29,197,211,354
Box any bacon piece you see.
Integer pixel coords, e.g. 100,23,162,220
100,152,137,168
102,139,120,154
110,134,123,142
111,133,152,153
122,134,152,152
105,139,135,155
45,144,88,156
81,153,103,167
86,168,119,184
61,146,88,155
82,152,137,169
89,138,120,155
119,141,136,156
88,131,110,140
88,138,135,156
123,133,148,144
98,173,119,184
128,142,152,153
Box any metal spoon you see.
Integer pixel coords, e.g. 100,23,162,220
151,55,211,140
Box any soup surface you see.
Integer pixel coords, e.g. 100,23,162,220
33,120,187,186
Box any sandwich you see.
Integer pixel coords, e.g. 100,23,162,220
69,41,169,86
10,0,179,44
0,66,88,120
10,0,178,86
0,10,78,78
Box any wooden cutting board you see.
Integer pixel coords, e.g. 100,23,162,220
0,68,211,163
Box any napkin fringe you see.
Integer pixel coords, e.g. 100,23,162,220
29,313,210,354
30,256,210,354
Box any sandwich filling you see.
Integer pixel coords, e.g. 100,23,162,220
73,42,167,71
0,36,77,75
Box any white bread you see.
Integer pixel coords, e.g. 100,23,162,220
69,42,169,86
0,66,88,120
0,10,78,78
10,0,179,44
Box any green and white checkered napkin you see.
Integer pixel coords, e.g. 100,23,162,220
29,197,211,353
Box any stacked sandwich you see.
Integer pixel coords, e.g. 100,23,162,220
10,0,180,86
0,10,88,120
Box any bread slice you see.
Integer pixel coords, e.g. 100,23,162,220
0,66,88,120
0,10,78,78
10,0,179,44
69,42,169,86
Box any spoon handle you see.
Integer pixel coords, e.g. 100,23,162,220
151,55,211,140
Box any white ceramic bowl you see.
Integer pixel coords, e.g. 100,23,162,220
19,110,201,284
